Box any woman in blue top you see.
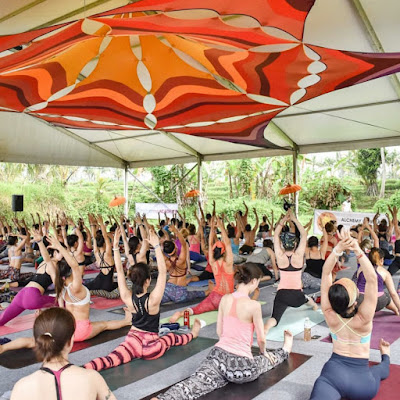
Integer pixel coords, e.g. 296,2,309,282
310,229,390,400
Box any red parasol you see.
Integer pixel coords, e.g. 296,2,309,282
279,184,301,195
109,196,126,207
185,189,201,198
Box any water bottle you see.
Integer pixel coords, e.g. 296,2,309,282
304,317,311,342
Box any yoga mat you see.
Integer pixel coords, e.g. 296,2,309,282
0,313,35,336
90,296,124,310
0,326,131,369
321,310,400,350
265,305,325,342
160,301,266,327
190,264,206,272
371,363,400,400
143,352,311,400
188,279,215,287
100,337,218,391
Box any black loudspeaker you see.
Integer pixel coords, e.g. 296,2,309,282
12,195,24,212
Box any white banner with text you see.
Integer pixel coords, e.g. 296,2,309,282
135,203,178,220
313,209,377,235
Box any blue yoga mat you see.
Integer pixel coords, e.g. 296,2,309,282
264,304,325,342
188,279,215,287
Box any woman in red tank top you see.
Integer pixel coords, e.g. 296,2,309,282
169,216,235,323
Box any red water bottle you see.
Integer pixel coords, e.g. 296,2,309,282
184,310,190,328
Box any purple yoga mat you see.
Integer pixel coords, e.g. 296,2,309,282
321,311,400,350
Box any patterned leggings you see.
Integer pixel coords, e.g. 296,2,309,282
90,279,133,299
158,346,288,400
161,282,205,304
84,329,193,371
0,267,33,282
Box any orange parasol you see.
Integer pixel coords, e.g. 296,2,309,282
185,189,201,198
279,184,301,195
109,196,126,207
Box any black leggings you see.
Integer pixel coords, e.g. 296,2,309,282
388,256,400,275
311,353,390,400
271,289,308,324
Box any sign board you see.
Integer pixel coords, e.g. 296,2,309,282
135,203,178,220
313,209,381,235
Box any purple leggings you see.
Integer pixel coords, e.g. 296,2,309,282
0,287,56,326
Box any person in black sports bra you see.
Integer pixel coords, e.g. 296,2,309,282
84,227,201,371
10,308,115,400
85,215,116,292
0,229,70,326
302,228,328,290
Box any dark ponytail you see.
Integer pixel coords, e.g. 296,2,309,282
96,233,105,248
129,262,150,294
328,284,358,319
128,236,140,255
34,308,75,362
235,263,263,284
55,259,72,299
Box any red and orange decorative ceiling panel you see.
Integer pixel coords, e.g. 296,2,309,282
0,0,399,148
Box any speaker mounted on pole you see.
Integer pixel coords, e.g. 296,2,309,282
12,195,24,213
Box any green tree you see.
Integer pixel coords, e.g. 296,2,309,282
355,148,382,196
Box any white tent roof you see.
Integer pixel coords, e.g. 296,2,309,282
0,0,399,168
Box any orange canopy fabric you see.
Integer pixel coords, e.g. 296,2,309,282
109,196,126,207
0,1,399,148
279,184,301,195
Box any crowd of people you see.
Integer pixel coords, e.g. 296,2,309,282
0,201,398,400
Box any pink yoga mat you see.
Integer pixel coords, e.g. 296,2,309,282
0,313,35,335
321,311,400,350
371,363,400,399
90,296,124,310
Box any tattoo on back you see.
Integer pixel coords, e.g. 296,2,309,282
105,389,112,400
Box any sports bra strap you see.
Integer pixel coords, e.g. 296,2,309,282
40,364,73,400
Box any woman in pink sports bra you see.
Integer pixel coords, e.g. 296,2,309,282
10,308,115,400
264,209,318,338
153,263,293,400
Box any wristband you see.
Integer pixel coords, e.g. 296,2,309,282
112,247,120,251
154,244,160,250
356,253,364,260
332,247,343,257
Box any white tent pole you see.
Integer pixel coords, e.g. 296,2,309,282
197,157,203,207
293,150,299,216
124,165,129,216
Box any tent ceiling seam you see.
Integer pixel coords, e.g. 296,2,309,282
350,0,400,100
25,114,128,167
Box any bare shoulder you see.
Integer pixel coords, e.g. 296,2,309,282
11,372,41,398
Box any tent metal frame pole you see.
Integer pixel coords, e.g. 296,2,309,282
293,150,299,215
169,163,198,194
197,156,203,193
25,113,127,168
350,0,400,99
127,170,170,210
124,165,129,216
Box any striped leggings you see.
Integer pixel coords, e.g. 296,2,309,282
84,329,193,371
90,279,133,299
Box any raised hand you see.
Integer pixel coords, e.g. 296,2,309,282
113,227,121,249
32,229,43,242
146,227,160,248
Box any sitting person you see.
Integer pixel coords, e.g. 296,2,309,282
246,239,278,281
10,307,115,400
302,228,328,290
153,263,293,400
357,248,400,314
310,230,390,400
239,209,259,255
169,216,234,322
161,224,209,304
84,227,201,371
